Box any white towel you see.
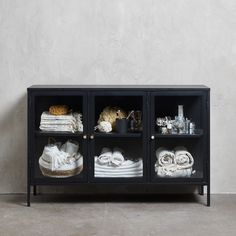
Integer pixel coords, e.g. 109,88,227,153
156,147,175,167
60,140,79,157
155,146,195,177
40,112,83,132
97,147,113,165
95,157,142,169
40,145,69,171
174,146,194,170
156,166,192,178
95,158,143,177
94,172,143,177
111,147,125,166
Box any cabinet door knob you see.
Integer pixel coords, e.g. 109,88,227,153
90,135,94,140
151,135,155,140
83,135,87,139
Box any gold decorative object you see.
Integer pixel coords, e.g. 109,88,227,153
98,106,127,130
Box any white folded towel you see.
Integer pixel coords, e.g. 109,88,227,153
41,112,76,121
95,157,143,177
40,112,83,132
95,158,143,170
40,145,69,171
94,172,143,178
156,166,192,178
61,140,79,157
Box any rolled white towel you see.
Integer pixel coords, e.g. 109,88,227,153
156,147,175,167
97,147,113,165
111,147,125,166
174,146,194,169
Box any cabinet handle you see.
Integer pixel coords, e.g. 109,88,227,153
90,135,94,140
151,135,155,140
83,135,87,140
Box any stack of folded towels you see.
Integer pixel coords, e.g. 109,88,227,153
95,147,143,178
39,112,83,133
39,140,83,178
155,146,195,177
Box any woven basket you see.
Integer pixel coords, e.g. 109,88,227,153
39,137,83,178
39,164,83,178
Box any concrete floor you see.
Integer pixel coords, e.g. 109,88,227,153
0,194,235,236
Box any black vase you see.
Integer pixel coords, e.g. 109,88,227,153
116,118,128,133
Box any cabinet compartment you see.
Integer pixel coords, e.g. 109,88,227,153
92,94,144,133
151,137,205,182
154,95,204,133
32,135,87,182
34,95,84,131
90,137,146,182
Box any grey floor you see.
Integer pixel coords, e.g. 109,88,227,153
0,194,235,236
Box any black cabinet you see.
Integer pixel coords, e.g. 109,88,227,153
27,85,210,206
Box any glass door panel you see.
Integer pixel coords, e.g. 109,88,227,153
32,91,88,183
89,91,147,182
150,91,206,182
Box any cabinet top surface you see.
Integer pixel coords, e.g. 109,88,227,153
28,85,209,90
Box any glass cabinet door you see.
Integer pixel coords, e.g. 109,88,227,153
150,91,207,183
31,91,88,183
89,91,147,183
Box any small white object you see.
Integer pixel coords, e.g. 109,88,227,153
96,121,112,133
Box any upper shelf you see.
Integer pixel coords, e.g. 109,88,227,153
35,131,83,137
94,132,142,138
155,129,204,138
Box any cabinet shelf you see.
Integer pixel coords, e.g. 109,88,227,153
35,131,83,137
155,129,203,138
94,132,142,138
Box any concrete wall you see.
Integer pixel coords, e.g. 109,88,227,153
0,0,236,193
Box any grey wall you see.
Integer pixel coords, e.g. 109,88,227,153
0,0,236,193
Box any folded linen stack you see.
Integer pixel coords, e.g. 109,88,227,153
95,147,143,177
39,140,83,178
155,146,195,178
39,112,83,133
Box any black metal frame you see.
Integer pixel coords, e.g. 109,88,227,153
27,85,210,206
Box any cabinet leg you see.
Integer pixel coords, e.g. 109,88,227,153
207,184,210,207
198,185,204,195
33,185,37,196
27,185,31,207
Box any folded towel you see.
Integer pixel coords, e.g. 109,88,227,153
39,154,83,171
156,166,192,177
40,145,69,171
61,140,79,157
95,157,142,169
94,172,143,178
41,112,76,121
40,112,83,132
39,125,76,133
